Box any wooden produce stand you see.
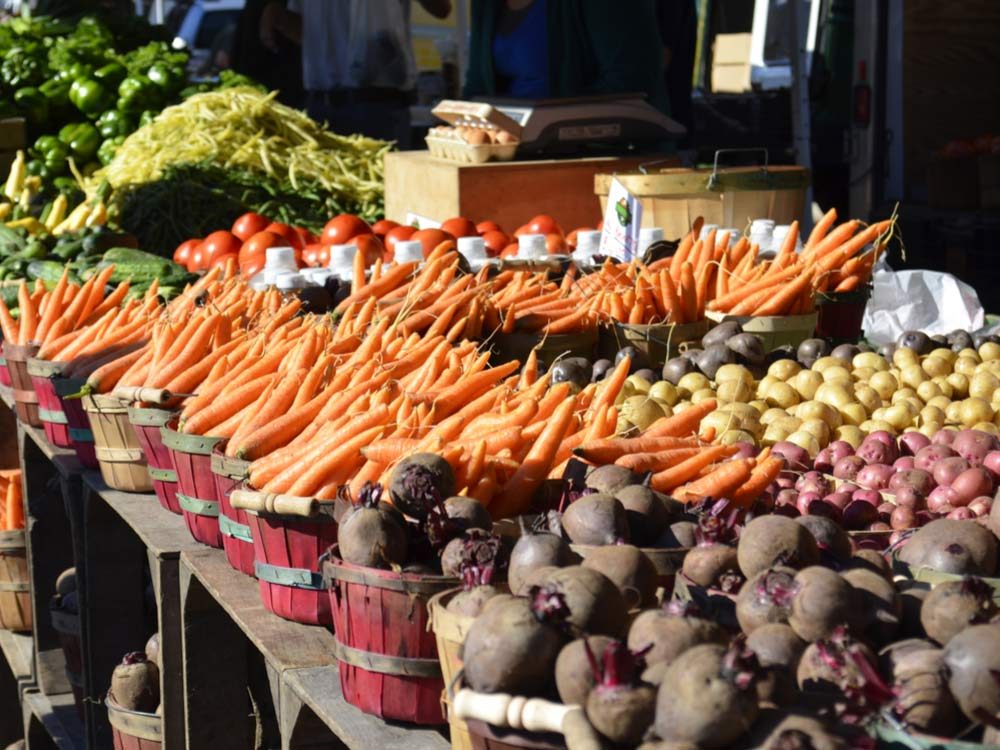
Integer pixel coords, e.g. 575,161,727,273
0,391,451,750
384,151,655,230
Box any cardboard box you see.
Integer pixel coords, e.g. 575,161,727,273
712,33,753,94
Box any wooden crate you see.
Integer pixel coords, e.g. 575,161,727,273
384,151,651,232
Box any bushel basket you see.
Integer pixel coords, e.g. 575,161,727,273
128,407,180,515
27,358,74,448
161,419,223,548
107,697,162,750
4,342,41,426
323,549,456,725
211,446,254,576
53,377,97,468
84,394,152,492
0,529,31,632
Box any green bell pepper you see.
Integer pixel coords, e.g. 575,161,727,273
13,87,48,126
1,50,44,89
96,109,133,139
97,136,124,166
146,63,184,95
93,62,126,88
139,110,156,128
33,135,61,154
58,123,100,161
117,75,160,113
42,141,69,175
69,78,112,117
57,62,94,83
39,78,71,110
25,159,43,177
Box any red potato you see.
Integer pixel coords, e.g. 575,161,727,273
842,500,879,530
891,505,918,530
983,450,1000,477
932,429,957,447
969,496,993,517
893,456,916,471
795,472,833,496
771,442,810,471
927,485,959,514
950,467,993,506
888,469,934,496
893,486,926,511
915,444,957,472
856,464,894,490
933,456,971,488
899,431,931,456
948,507,976,520
856,437,898,466
833,455,866,481
952,429,998,467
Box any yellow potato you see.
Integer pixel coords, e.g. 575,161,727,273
853,352,890,371
616,417,638,436
748,399,769,415
760,408,790,426
977,360,1000,377
620,396,667,430
839,402,868,427
905,397,925,417
900,364,929,388
765,381,800,410
786,430,821,457
815,383,854,409
767,359,802,381
980,342,1000,361
932,376,954,398
869,371,899,401
772,415,804,434
691,388,717,404
852,367,876,382
921,357,952,379
893,348,919,369
945,401,963,424
854,385,882,414
822,366,853,385
678,372,711,394
791,370,824,400
799,418,831,446
835,425,865,449
974,422,1000,435
762,423,792,446
625,375,652,394
929,347,956,364
969,372,1000,401
947,372,970,398
649,399,675,418
756,375,780,399
916,380,942,403
813,356,848,373
891,387,918,404
957,348,981,362
919,405,946,426
798,400,841,428
862,419,896,436
727,402,763,422
918,421,942,438
955,357,979,377
717,379,753,404
959,397,994,427
715,364,753,385
649,381,679,406
883,403,913,431
719,429,757,445
702,410,737,436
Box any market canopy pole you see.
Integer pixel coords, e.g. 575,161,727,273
789,0,815,235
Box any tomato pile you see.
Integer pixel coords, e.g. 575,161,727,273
171,212,599,278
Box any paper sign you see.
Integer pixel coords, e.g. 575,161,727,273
599,178,643,261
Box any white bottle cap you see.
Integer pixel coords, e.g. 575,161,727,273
302,268,332,286
751,218,776,231
717,229,740,246
327,244,357,269
517,233,547,259
265,246,297,270
575,230,601,254
698,224,719,240
275,272,306,291
457,236,487,261
393,240,425,264
638,227,664,253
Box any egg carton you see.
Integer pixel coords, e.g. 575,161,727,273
425,134,518,164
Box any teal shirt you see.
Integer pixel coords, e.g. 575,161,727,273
464,0,670,115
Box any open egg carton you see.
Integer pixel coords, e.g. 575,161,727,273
426,99,522,164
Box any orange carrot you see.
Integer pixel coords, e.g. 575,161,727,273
730,455,785,507
613,447,704,473
751,272,813,316
182,373,275,436
644,400,718,438
675,457,755,502
805,208,837,250
649,445,738,493
573,435,699,464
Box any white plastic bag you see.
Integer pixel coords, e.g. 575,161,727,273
346,0,416,90
862,266,984,345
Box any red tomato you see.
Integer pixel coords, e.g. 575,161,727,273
371,219,400,239
384,225,417,257
513,224,531,237
349,234,386,267
264,222,304,249
440,217,478,238
411,228,455,259
293,227,317,248
173,238,199,268
481,230,510,257
199,230,242,265
210,253,239,271
499,243,519,258
565,227,594,249
189,244,207,272
239,230,285,270
241,261,264,279
545,233,566,254
231,212,269,242
476,220,502,234
528,214,563,236
322,214,372,245
301,244,324,267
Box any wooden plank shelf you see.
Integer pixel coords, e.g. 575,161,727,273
22,690,85,750
0,630,33,683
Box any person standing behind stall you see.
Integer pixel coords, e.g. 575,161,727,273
464,0,669,115
259,0,451,147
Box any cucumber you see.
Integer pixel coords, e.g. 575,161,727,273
27,260,71,288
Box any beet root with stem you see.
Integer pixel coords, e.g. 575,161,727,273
584,640,656,746
628,600,729,683
110,652,160,713
507,530,577,595
555,635,615,707
580,544,658,609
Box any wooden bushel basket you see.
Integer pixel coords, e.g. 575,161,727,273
0,353,12,389
53,376,98,468
211,446,255,576
27,358,73,448
161,419,223,548
428,589,477,750
0,530,31,632
107,697,162,750
490,330,596,369
601,319,709,365
323,550,456,725
571,544,686,596
815,285,872,344
465,720,566,750
128,407,180,515
243,504,337,625
50,604,82,677
705,310,818,352
84,394,152,492
3,342,41,426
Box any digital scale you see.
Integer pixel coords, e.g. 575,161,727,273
484,93,687,156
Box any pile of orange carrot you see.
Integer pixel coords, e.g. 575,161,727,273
0,471,24,531
567,258,703,325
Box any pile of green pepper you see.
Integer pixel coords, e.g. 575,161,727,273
0,15,205,187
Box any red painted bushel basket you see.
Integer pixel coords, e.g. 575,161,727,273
0,352,11,389
52,376,98,468
816,285,872,343
27,358,74,447
128,407,180,515
244,507,337,625
161,419,223,548
211,446,255,576
3,342,41,426
322,550,457,725
107,698,162,750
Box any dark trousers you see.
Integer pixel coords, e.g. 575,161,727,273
305,90,412,148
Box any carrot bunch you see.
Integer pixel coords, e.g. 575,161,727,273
801,209,892,293
0,470,24,531
488,268,599,335
567,257,702,325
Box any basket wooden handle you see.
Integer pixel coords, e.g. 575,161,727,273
111,386,172,404
230,490,318,517
453,688,601,750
